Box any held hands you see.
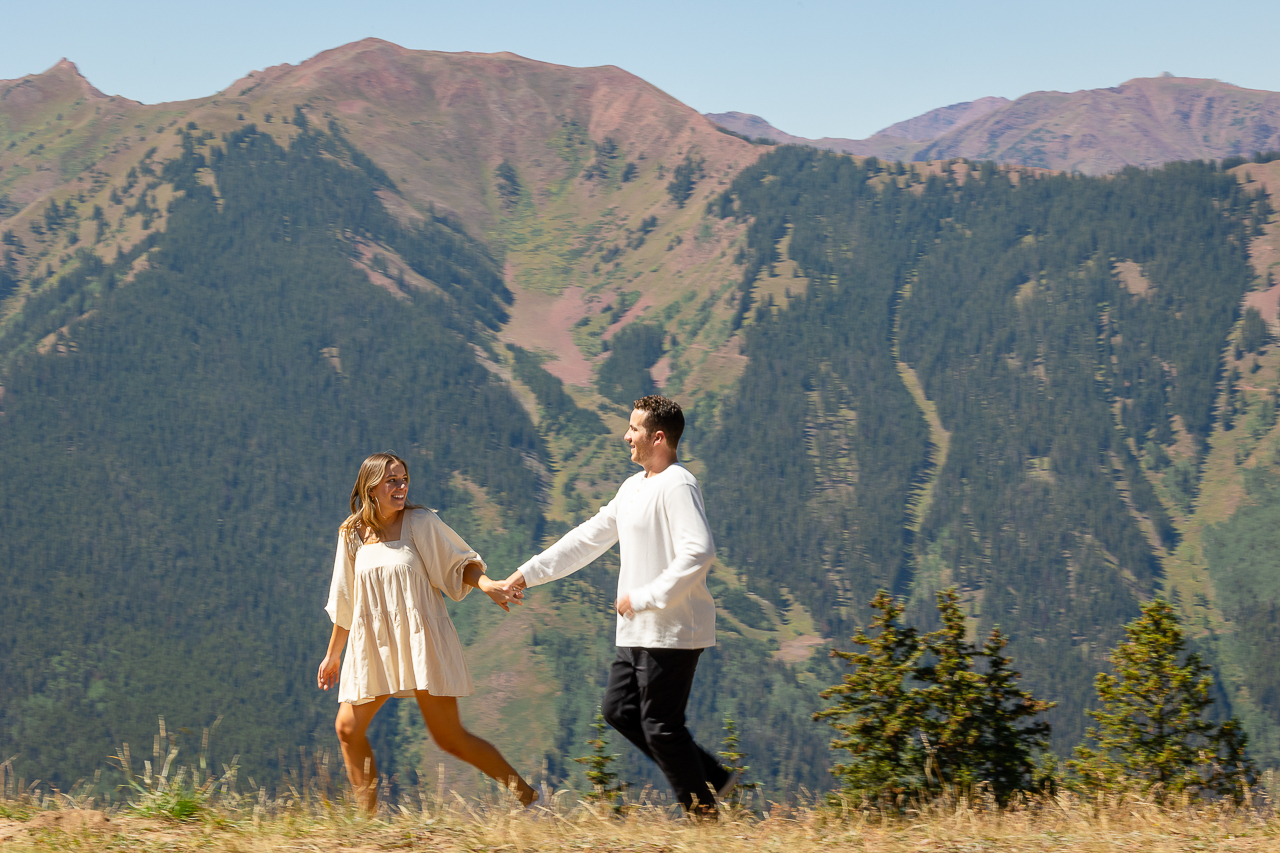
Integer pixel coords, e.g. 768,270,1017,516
463,561,522,612
477,574,521,612
615,592,634,619
493,570,528,606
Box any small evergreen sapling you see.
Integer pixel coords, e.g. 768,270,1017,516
574,709,626,808
718,713,761,807
1069,599,1256,801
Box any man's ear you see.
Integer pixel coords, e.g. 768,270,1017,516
652,429,667,447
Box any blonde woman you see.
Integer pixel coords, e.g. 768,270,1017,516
317,452,536,810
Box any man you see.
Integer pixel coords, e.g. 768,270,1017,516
500,395,732,813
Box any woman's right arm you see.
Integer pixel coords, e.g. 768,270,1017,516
318,624,349,691
320,530,355,691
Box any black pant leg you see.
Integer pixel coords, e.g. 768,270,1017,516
634,647,725,812
601,648,654,760
698,743,731,791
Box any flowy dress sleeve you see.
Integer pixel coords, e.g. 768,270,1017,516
409,509,483,602
325,530,357,629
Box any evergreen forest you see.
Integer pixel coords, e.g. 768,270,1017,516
704,148,1267,752
1,122,1278,802
0,124,832,798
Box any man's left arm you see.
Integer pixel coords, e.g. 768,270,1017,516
621,483,715,615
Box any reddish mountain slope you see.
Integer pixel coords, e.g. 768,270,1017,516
706,96,1008,161
1,41,760,393
211,39,755,232
918,76,1280,173
875,96,1010,141
710,77,1280,175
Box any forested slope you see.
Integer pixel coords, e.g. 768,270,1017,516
0,119,834,799
0,121,549,786
5,41,1280,799
704,149,1268,751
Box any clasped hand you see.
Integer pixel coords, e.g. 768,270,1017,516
479,570,528,612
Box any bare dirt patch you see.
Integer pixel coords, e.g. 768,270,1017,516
1114,260,1153,297
1244,283,1280,331
499,278,594,386
773,634,825,663
650,355,673,387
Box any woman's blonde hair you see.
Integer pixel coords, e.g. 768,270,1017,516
339,451,423,554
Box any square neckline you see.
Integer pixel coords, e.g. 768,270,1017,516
359,510,409,546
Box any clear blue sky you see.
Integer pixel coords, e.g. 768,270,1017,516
4,0,1280,140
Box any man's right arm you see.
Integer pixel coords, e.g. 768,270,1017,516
503,497,620,594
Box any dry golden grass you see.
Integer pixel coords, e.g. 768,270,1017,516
6,785,1280,852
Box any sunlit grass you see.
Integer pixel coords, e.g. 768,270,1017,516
5,778,1280,851
4,718,1280,850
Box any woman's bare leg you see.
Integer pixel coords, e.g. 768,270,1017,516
335,696,390,813
415,692,537,806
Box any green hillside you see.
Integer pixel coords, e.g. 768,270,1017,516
0,120,833,798
705,148,1268,752
0,121,546,785
5,43,1280,803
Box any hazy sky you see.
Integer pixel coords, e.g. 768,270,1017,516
4,0,1280,140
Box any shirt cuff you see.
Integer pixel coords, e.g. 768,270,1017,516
518,559,549,588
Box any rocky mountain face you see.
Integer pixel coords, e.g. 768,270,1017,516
708,77,1280,174
0,39,764,390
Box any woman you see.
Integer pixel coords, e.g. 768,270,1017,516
317,451,536,810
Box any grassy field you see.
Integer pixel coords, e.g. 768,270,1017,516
5,782,1280,851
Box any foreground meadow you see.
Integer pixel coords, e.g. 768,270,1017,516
5,787,1280,852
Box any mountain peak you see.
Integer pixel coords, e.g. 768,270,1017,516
0,55,119,117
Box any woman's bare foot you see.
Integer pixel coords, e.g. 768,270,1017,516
517,782,539,808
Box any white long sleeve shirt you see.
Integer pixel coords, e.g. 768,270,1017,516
518,463,716,649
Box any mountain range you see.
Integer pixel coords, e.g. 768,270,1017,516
4,40,1280,800
708,75,1280,174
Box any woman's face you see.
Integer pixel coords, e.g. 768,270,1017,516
370,461,408,520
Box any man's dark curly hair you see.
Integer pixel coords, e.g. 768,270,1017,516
633,395,684,448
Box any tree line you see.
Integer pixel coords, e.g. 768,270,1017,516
576,590,1255,809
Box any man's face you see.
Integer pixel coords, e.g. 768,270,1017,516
625,408,654,466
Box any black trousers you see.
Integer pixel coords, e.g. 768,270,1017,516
601,646,729,811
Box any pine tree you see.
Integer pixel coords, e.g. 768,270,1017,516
573,709,626,809
816,589,1053,805
815,590,927,803
718,713,761,807
918,589,1054,798
1069,600,1256,801
1242,306,1269,354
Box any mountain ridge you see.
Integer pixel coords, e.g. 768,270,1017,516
709,76,1280,174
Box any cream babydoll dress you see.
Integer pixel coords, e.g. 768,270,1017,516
325,507,480,704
